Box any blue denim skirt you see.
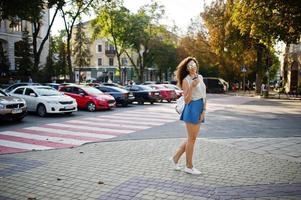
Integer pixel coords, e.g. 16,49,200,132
180,98,204,124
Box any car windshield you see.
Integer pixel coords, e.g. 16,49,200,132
83,87,103,95
35,87,62,96
0,90,7,96
138,85,153,90
166,85,180,90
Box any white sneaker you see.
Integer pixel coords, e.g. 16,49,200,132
184,167,202,175
169,157,181,171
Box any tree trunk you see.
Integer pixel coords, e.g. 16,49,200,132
67,34,73,82
255,44,264,94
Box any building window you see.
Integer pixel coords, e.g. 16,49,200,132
97,58,102,66
98,44,102,52
121,57,127,66
98,58,102,66
109,58,114,66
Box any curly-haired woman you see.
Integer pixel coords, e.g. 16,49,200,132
170,57,207,175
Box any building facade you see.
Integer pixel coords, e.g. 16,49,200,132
282,43,301,93
72,21,137,84
0,10,50,72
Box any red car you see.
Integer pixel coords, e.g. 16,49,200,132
149,84,177,102
59,85,116,111
162,84,183,99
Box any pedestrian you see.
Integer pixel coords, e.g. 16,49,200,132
28,76,33,83
8,77,15,85
170,57,207,175
261,83,266,96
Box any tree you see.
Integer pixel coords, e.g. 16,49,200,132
31,0,65,72
92,0,131,84
1,0,66,73
0,42,10,75
123,1,166,83
231,0,301,93
55,31,68,81
15,30,33,78
73,21,92,83
60,0,99,82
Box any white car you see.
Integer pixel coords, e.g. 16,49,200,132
9,86,77,117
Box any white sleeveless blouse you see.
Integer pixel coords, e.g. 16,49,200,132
184,75,206,101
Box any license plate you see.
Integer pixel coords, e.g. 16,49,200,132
12,109,22,114
109,103,115,107
64,105,74,109
155,92,159,95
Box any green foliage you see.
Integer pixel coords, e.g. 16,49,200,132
0,42,10,74
73,21,91,70
92,0,131,82
15,30,33,77
232,0,301,45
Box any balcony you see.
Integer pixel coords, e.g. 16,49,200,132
105,49,116,57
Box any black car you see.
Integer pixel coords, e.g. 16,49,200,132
203,77,228,93
5,82,41,93
124,85,160,104
94,85,134,107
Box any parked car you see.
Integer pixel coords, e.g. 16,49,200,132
162,84,183,99
124,85,160,104
149,84,177,102
9,86,77,117
4,82,41,93
43,83,61,90
59,85,116,111
203,77,228,93
101,82,124,88
0,89,27,121
93,85,134,107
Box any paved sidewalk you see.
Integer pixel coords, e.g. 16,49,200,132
208,137,301,163
1,138,301,200
228,90,301,101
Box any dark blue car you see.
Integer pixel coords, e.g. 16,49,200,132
94,85,134,107
124,85,160,105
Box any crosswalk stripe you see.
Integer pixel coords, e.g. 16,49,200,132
0,140,52,150
66,120,150,130
25,126,117,139
131,109,177,115
111,113,177,120
92,117,164,126
0,131,86,146
96,115,171,123
15,128,101,141
0,146,26,154
45,123,133,134
108,114,175,123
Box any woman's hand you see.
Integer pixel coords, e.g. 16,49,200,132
191,76,200,87
199,111,205,123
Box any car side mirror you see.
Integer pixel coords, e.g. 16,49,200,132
30,93,36,97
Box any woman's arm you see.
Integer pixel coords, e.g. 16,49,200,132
182,78,199,104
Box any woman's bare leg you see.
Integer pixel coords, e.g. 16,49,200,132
173,140,187,163
185,123,200,168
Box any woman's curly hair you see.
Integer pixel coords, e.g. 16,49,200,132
176,57,199,89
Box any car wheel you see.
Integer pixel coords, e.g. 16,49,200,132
122,102,128,107
37,104,47,117
87,102,96,112
15,117,24,122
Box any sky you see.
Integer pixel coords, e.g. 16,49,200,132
51,0,212,35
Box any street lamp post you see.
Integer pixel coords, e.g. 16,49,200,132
241,66,247,92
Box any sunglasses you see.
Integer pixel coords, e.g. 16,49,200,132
187,61,197,70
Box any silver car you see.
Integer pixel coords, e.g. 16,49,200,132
0,89,27,121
